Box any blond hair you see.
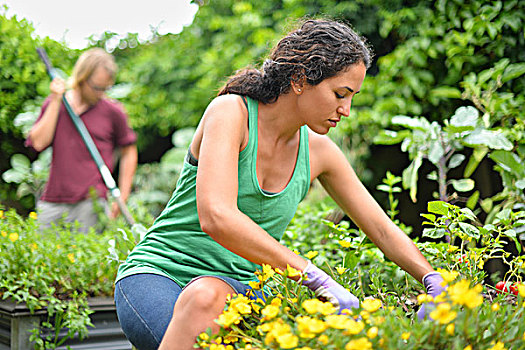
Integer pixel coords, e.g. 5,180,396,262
71,48,117,89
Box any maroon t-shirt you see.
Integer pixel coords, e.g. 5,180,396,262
26,97,136,203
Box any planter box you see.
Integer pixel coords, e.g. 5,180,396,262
0,297,132,350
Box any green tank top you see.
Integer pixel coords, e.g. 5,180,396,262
116,97,310,286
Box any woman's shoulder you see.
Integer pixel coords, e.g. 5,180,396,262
202,94,249,126
307,129,337,150
307,129,345,178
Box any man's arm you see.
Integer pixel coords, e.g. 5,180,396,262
28,78,65,151
110,143,137,218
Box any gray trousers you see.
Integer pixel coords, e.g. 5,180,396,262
36,198,109,233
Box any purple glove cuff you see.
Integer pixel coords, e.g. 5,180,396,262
417,271,446,321
422,271,446,297
301,261,360,314
301,261,331,289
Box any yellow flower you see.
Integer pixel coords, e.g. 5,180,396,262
302,299,335,315
286,264,301,278
9,232,19,242
29,211,38,220
401,332,411,340
318,334,329,345
248,281,261,290
230,295,252,315
345,337,372,350
446,323,455,335
429,303,457,324
367,326,379,339
67,253,75,263
491,303,500,312
448,280,483,309
305,251,318,259
318,301,337,315
325,314,351,329
417,293,434,304
437,269,459,284
517,283,525,298
271,297,282,307
336,267,347,275
0,210,3,218
260,264,275,281
261,304,280,321
276,333,298,349
1,230,7,237
362,298,382,313
488,341,506,350
296,316,326,338
464,346,473,350
30,243,38,252
343,320,365,335
447,245,459,252
217,309,241,328
302,299,322,314
338,240,351,248
199,333,210,341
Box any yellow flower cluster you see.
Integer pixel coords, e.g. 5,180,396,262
447,280,484,309
205,264,524,350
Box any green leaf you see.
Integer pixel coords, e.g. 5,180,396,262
422,228,446,239
430,86,462,99
451,179,475,192
373,130,411,145
503,229,516,238
450,106,479,128
463,130,513,150
466,191,480,210
376,184,391,192
464,147,488,177
448,154,465,169
10,153,31,170
480,198,494,214
1,169,25,183
420,213,436,222
402,155,423,203
391,115,427,130
428,140,445,165
458,222,480,239
459,207,478,222
427,201,449,216
502,63,525,83
489,150,525,177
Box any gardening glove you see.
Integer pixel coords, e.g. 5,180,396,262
417,271,446,321
301,261,359,314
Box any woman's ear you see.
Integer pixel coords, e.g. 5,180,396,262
291,76,306,95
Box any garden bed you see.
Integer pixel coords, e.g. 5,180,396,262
0,297,131,350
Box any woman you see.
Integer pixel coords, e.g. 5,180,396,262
115,19,444,350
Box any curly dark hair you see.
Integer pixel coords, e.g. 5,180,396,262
218,19,373,103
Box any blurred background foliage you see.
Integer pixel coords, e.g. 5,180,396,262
1,0,523,232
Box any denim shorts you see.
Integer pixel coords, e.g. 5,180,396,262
114,273,262,350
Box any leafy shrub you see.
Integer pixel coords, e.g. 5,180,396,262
0,7,77,211
0,208,137,348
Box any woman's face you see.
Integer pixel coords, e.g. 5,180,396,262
298,62,366,135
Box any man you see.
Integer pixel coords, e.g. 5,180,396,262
26,48,137,233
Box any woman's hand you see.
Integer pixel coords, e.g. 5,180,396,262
301,261,359,314
417,271,446,320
